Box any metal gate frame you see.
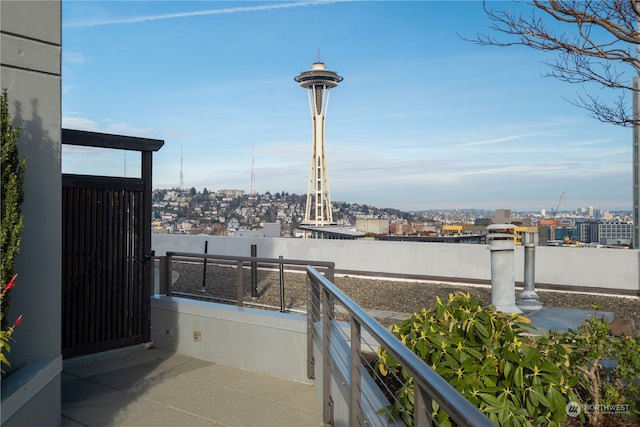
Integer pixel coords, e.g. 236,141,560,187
61,129,163,358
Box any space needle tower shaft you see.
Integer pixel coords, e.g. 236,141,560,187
294,61,343,226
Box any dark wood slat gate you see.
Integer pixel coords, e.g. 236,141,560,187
61,129,163,358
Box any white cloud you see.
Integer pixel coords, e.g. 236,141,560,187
102,120,157,139
165,129,189,139
62,116,99,131
62,51,86,64
62,115,158,139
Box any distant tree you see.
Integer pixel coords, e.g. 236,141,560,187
189,187,197,197
152,189,165,203
229,197,241,210
202,188,209,197
475,218,493,226
1,89,26,330
471,0,640,126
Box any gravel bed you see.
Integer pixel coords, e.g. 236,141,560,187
168,260,639,332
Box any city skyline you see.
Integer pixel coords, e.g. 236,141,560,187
61,1,632,212
154,186,631,217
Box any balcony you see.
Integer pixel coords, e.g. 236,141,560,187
59,249,496,426
4,229,637,427
58,228,639,426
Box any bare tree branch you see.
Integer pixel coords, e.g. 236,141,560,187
466,0,640,126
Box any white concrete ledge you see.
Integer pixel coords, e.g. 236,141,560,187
151,295,309,382
1,355,62,424
152,235,640,295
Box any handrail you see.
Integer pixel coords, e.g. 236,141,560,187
306,266,494,427
159,251,334,310
165,251,335,273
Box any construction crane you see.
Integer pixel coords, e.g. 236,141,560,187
550,192,564,242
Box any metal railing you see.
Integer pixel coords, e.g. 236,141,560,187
306,266,494,427
159,251,335,311
156,252,492,426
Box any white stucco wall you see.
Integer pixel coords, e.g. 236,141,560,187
151,296,310,383
152,234,640,294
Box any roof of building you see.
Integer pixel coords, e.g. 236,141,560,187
297,224,365,239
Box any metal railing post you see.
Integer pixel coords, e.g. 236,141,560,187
279,255,286,312
311,274,321,324
251,244,258,298
306,275,316,379
162,255,172,296
325,265,334,282
414,384,433,426
350,316,363,426
201,240,208,293
236,260,244,307
322,287,333,425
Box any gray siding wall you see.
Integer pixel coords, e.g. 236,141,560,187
1,1,62,425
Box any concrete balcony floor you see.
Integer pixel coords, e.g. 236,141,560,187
61,345,324,426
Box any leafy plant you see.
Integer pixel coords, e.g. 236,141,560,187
0,275,23,374
377,292,579,427
1,88,25,376
555,314,640,426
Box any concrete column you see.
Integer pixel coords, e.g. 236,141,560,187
487,224,522,314
517,230,543,310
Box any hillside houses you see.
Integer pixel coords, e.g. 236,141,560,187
151,188,420,236
151,188,632,243
152,189,310,235
151,189,507,237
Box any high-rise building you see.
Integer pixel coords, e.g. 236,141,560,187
599,221,633,246
294,61,343,227
577,221,600,243
493,209,511,224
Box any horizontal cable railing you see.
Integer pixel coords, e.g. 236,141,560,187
306,266,494,427
158,251,334,312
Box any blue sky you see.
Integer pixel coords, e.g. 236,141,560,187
61,1,632,212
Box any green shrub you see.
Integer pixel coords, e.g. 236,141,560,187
377,292,579,426
555,314,640,426
0,275,22,374
1,88,25,374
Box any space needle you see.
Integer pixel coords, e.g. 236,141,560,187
295,60,343,228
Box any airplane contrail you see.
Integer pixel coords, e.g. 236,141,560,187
64,1,346,28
